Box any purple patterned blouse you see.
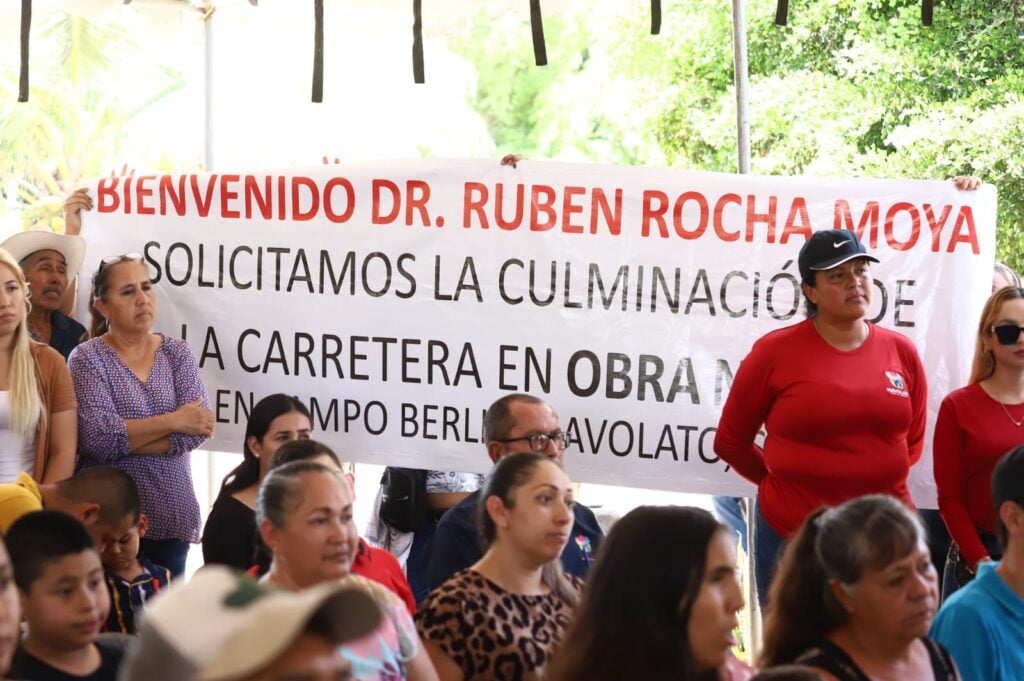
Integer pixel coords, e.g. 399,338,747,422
68,334,208,543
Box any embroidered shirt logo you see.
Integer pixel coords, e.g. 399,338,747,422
885,371,909,398
575,535,593,565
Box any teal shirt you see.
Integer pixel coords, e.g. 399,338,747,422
931,562,1024,681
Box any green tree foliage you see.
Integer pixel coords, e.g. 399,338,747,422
449,5,663,165
614,0,1024,271
0,13,184,231
452,1,1022,271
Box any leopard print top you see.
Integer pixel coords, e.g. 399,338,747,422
415,569,581,681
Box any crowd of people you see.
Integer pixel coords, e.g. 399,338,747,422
0,182,1018,681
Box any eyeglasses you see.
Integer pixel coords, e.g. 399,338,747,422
494,431,570,452
992,324,1024,345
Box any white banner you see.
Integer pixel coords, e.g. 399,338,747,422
78,160,996,504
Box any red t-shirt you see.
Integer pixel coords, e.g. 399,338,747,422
352,538,416,616
715,319,927,537
933,383,1024,564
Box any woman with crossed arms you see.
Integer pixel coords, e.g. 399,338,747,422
69,254,213,577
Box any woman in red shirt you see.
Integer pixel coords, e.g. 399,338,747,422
715,229,927,607
934,285,1024,597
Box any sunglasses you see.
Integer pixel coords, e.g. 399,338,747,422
100,252,143,268
95,252,143,276
992,324,1024,345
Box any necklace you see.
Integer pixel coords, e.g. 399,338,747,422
1000,401,1024,427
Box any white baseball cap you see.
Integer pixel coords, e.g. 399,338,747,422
119,567,382,681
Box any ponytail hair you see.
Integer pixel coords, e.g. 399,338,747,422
478,451,578,607
219,394,312,496
759,508,836,667
0,249,41,436
760,495,925,667
88,260,114,338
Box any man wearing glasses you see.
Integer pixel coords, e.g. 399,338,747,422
424,393,604,591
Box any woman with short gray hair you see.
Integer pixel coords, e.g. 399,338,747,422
759,495,959,681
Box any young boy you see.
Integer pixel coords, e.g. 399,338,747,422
6,510,124,681
94,481,171,634
0,466,142,535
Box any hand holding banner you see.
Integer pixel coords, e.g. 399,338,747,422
77,160,996,504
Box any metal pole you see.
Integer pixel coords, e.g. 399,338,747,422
732,0,751,175
732,0,757,657
743,497,760,660
200,5,217,521
203,3,216,172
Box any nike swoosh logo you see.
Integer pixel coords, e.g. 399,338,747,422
833,240,850,248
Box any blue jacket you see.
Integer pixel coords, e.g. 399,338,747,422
931,562,1024,681
424,489,602,591
43,310,86,360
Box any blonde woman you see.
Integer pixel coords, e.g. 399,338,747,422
934,285,1024,596
0,248,77,484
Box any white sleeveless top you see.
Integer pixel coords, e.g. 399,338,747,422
0,392,36,483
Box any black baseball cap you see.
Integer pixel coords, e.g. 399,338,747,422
798,230,880,284
992,444,1024,509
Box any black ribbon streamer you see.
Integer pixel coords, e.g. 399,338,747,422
413,0,424,83
922,0,934,26
775,0,789,26
651,0,661,35
529,0,547,66
19,0,31,102
312,0,324,102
